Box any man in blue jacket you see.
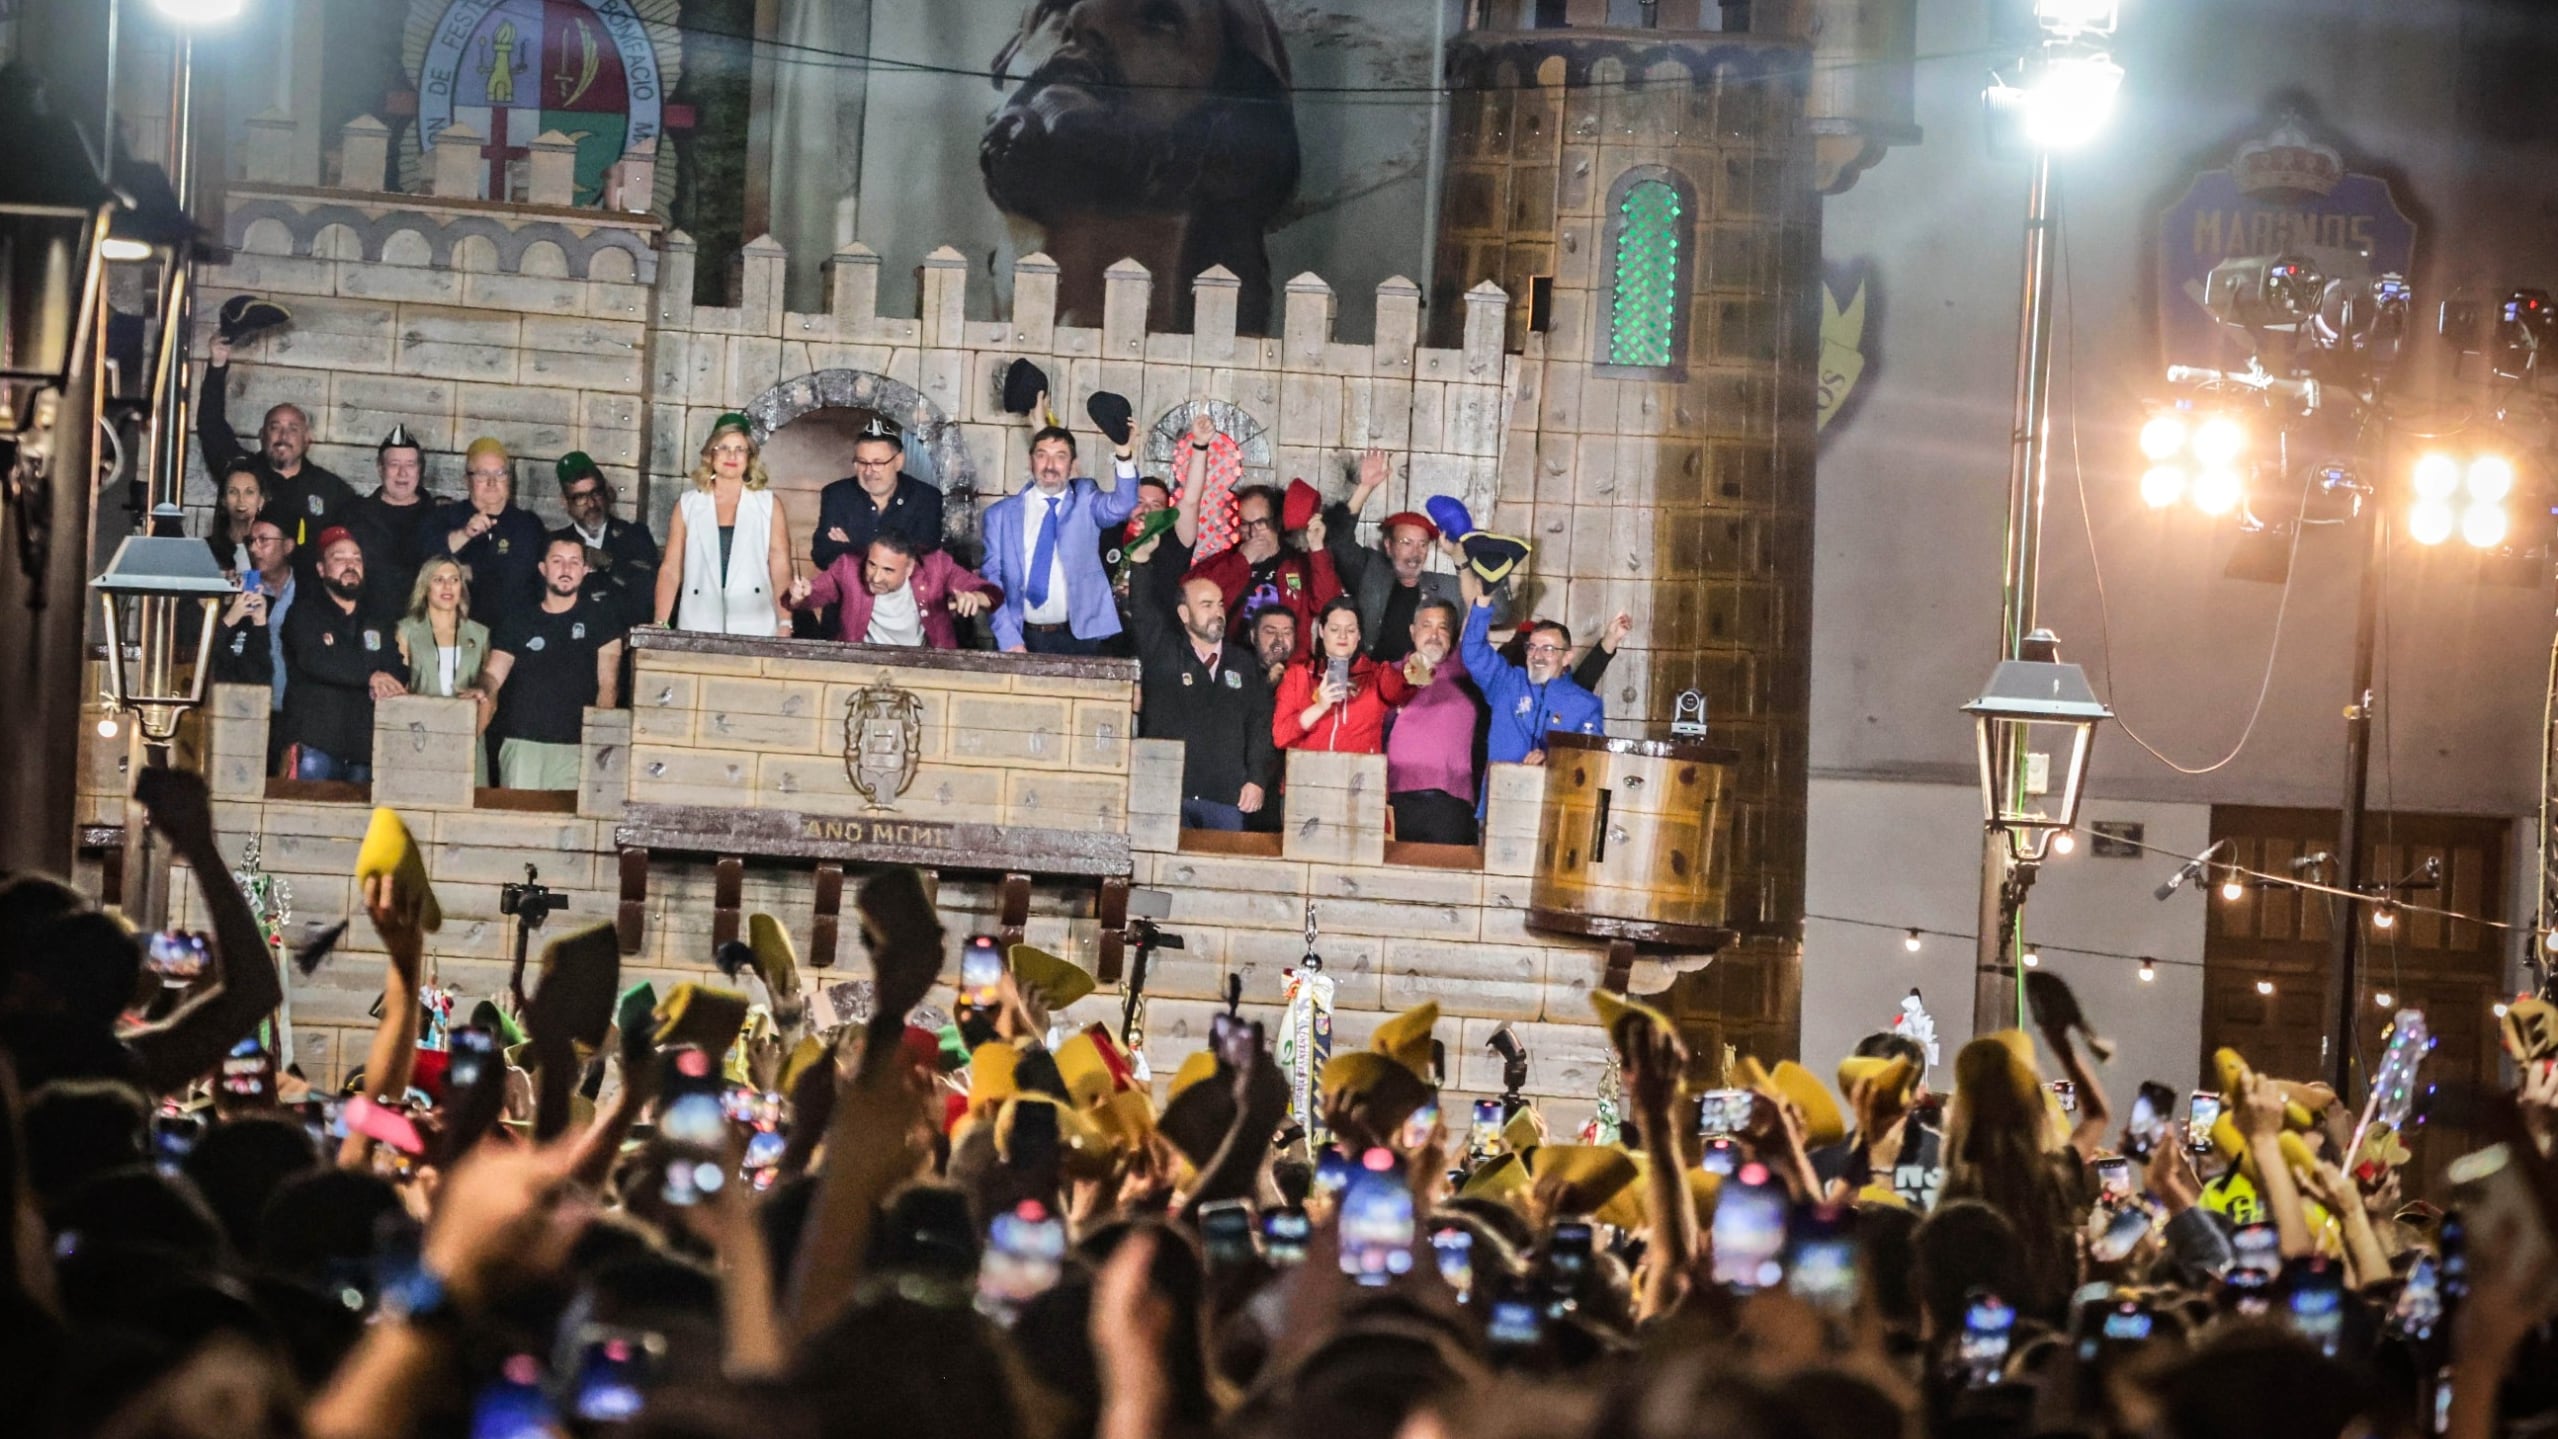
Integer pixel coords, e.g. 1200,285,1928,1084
1459,568,1605,768
982,421,1144,655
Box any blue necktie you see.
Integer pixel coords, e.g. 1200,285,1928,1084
1026,495,1062,609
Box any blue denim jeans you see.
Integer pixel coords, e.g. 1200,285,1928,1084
289,745,372,784
1181,797,1247,832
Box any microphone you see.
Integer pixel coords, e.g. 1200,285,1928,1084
2154,840,2231,901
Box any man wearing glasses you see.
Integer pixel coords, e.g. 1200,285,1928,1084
1180,482,1339,661
812,416,945,571
1458,565,1605,769
552,451,662,631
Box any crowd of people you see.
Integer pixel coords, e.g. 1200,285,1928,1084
7,768,2558,1439
196,354,1630,835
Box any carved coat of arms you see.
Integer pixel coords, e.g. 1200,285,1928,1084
843,675,923,810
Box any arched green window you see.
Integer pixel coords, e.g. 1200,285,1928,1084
1600,169,1693,375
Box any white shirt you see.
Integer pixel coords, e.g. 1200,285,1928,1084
436,644,461,694
1018,483,1073,626
569,517,609,548
864,580,925,647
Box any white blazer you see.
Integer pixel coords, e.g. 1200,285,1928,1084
675,486,779,636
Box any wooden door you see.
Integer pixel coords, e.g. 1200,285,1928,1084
2205,805,2510,1193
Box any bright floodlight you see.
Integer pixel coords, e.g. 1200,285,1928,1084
2022,55,2124,151
152,0,244,20
2139,465,2186,509
2035,0,2121,35
2191,415,2246,467
2138,414,2187,461
2412,452,2460,501
2190,467,2243,516
2408,500,2455,546
2468,455,2515,502
2463,502,2509,549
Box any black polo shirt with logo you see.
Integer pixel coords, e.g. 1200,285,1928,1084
277,592,400,763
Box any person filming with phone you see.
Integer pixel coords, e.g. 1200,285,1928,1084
1272,596,1415,754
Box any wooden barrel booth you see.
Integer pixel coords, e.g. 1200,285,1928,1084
1526,733,1740,985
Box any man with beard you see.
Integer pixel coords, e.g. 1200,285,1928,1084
552,452,662,632
1383,599,1483,845
276,529,403,782
480,537,626,791
344,425,444,621
1246,601,1296,690
982,0,1299,331
440,438,548,633
1325,449,1467,664
1182,483,1339,659
1126,556,1276,832
199,334,358,543
786,533,999,650
1459,565,1605,772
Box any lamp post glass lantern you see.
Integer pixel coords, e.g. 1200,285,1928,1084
93,506,236,751
1966,632,2111,861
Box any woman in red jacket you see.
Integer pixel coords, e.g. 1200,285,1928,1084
1274,597,1415,753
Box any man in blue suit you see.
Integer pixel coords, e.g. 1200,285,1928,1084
983,422,1145,655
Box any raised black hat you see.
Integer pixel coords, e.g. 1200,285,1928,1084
1085,390,1135,447
1001,358,1050,418
216,295,291,345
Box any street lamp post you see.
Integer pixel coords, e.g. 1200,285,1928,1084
1975,3,2125,1035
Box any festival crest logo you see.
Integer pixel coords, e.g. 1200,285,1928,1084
402,0,682,209
843,676,924,812
2155,110,2418,370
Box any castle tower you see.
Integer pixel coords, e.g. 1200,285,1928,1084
1429,0,1912,1065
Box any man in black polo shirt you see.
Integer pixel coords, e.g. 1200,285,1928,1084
276,528,403,782
811,417,944,571
1125,545,1276,831
480,536,625,790
440,437,548,633
551,451,661,631
199,334,358,543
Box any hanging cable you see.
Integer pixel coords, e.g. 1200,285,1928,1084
2058,197,2308,775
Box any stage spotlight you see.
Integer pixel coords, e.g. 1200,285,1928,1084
2140,465,2186,509
2020,54,2124,151
2463,502,2509,549
2412,453,2460,501
2191,467,2243,515
2140,414,2188,461
2468,455,2515,502
2408,500,2455,546
2192,415,2247,467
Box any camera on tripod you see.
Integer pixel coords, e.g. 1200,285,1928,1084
499,865,567,926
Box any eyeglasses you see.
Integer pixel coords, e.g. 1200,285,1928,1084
563,487,603,504
1525,642,1568,655
1239,516,1277,533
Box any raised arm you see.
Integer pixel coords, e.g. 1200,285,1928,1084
122,769,286,1094
195,337,247,477
337,875,427,1168
1175,414,1214,547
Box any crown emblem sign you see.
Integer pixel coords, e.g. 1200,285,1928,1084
2231,115,2346,199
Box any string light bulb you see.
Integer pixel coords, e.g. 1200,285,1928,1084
2375,991,2395,1009
1903,929,1923,953
2021,951,2041,969
2372,902,2398,931
95,715,119,739
2256,979,2275,996
2138,957,2156,982
2543,928,2558,956
2051,831,2077,856
2220,876,2246,902
2496,1001,2511,1019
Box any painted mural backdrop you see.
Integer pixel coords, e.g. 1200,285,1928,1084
403,0,683,209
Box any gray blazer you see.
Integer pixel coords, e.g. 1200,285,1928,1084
1323,500,1483,655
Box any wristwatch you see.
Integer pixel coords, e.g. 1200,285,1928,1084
380,1263,460,1330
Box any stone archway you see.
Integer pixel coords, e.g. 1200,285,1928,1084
740,369,979,544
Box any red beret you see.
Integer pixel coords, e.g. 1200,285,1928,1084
1283,478,1321,532
1381,511,1439,543
315,525,357,554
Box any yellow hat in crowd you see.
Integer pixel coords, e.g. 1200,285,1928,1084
1322,1003,1440,1113
1736,1056,1846,1148
1589,990,1674,1044
1836,1054,1917,1111
1009,944,1096,1008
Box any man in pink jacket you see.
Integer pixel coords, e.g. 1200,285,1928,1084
786,534,1003,649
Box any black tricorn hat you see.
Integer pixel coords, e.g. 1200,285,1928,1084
1001,358,1050,418
1085,390,1135,447
216,295,292,345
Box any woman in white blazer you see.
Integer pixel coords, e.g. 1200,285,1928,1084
654,412,796,637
